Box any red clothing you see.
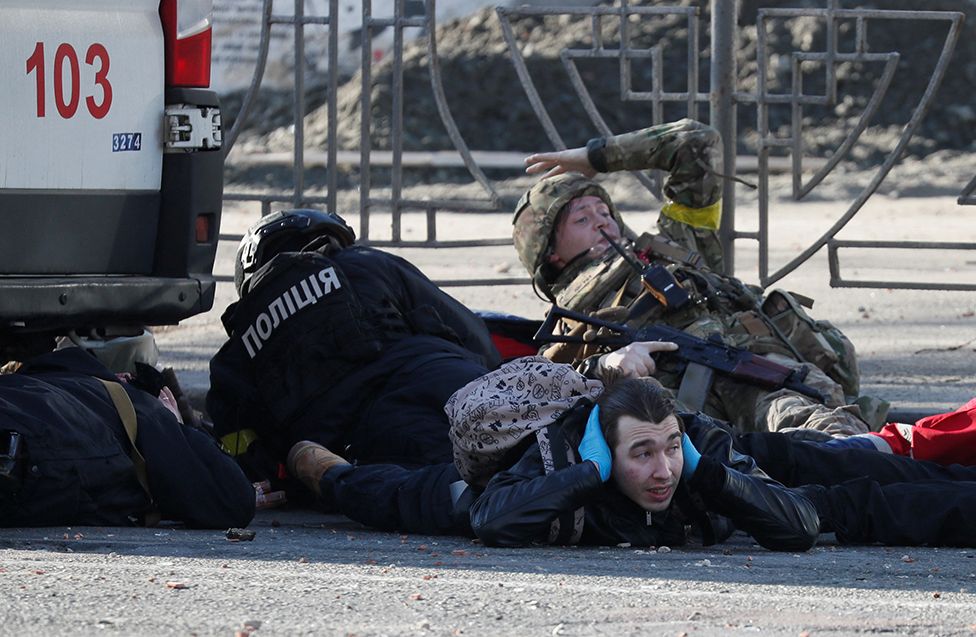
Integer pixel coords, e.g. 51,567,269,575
874,398,976,465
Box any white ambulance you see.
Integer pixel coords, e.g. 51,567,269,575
0,0,223,357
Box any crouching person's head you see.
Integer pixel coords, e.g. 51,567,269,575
596,378,684,512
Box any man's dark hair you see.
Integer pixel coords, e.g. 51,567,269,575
596,377,683,448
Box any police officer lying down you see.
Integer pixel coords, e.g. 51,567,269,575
207,209,499,494
289,375,976,549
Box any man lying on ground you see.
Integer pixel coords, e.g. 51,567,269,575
286,374,976,549
513,118,887,436
207,209,499,492
0,348,255,528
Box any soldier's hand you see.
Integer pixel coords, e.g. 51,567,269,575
524,147,596,179
598,341,679,379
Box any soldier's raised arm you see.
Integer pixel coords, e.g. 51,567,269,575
524,147,596,179
520,118,725,272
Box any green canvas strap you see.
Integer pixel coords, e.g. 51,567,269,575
96,378,159,526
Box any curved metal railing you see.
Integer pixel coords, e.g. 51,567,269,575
218,0,973,290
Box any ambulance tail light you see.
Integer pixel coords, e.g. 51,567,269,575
160,0,213,88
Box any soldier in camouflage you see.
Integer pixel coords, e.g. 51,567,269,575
513,118,886,437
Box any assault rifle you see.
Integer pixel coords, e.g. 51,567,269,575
533,305,826,411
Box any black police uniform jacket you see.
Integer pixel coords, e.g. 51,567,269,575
0,348,255,528
207,244,500,461
469,410,820,551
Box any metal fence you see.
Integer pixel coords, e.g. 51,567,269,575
221,0,976,290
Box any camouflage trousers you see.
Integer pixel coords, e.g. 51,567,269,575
705,353,886,437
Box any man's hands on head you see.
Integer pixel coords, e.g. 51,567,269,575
598,341,679,379
680,433,701,480
525,147,596,179
578,404,612,482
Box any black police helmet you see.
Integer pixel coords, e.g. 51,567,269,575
234,208,356,296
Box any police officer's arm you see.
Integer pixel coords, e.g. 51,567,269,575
206,337,276,445
469,441,603,547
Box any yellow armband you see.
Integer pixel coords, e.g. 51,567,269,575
661,199,722,231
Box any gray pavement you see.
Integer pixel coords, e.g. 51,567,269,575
3,511,976,636
4,190,975,635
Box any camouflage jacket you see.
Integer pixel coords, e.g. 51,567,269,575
549,232,782,358
587,117,725,271
541,121,862,416
548,119,807,365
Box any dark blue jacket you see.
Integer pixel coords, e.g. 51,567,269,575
208,245,499,459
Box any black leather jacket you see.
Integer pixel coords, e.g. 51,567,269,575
470,411,820,551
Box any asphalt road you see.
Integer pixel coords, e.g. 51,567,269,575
3,510,976,636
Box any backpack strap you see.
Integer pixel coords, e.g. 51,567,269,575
96,378,160,526
539,419,586,545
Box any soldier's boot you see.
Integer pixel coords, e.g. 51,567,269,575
286,441,350,497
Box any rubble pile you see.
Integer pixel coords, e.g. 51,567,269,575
228,0,976,165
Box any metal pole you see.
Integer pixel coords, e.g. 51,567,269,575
710,0,738,276
359,0,373,241
293,0,306,208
